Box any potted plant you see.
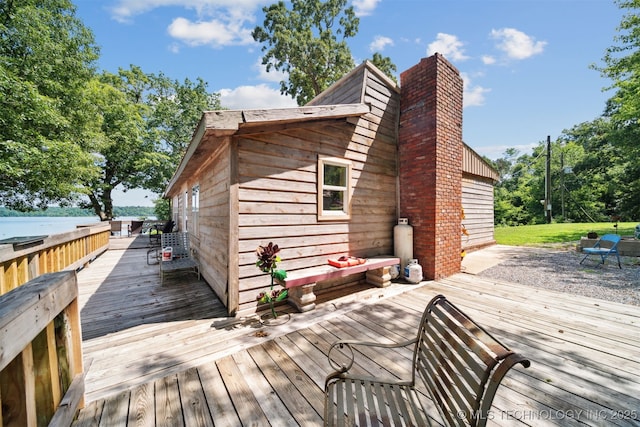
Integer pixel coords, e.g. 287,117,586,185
255,242,288,321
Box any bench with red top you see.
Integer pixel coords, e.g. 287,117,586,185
276,256,400,312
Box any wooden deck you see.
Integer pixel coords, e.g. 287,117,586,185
74,238,640,426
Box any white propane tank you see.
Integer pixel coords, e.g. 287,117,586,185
394,218,413,278
389,264,400,280
404,259,422,284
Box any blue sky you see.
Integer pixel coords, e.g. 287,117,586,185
74,0,625,206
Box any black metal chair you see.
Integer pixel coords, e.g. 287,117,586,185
149,220,175,246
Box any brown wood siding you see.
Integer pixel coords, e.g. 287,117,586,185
463,143,498,181
195,142,232,305
307,65,366,106
235,73,399,314
462,176,495,250
170,140,232,306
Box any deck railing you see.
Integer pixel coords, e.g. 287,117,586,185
0,271,84,426
0,222,110,296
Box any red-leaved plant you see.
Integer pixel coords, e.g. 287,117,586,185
255,242,288,318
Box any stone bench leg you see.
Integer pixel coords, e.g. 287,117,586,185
288,283,317,312
365,266,392,288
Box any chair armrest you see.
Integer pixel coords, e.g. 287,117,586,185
327,338,417,373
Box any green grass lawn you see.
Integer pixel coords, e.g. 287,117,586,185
494,222,638,246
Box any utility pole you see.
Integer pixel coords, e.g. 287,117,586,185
545,135,552,224
560,149,565,220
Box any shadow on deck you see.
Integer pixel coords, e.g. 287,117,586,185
73,238,640,426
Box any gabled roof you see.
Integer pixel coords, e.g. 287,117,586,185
165,103,370,196
307,60,400,106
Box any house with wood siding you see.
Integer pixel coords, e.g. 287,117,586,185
165,54,497,316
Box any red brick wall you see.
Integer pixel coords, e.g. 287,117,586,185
398,54,463,280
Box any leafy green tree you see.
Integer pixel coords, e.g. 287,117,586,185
0,0,99,210
79,77,148,220
594,0,640,124
252,0,359,105
81,67,221,220
591,0,640,218
370,52,398,84
143,73,221,194
491,146,549,226
153,198,171,221
556,119,621,222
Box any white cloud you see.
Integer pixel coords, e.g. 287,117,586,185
352,0,381,17
110,0,267,48
369,36,394,52
490,28,546,60
110,0,267,22
427,33,469,62
167,16,254,47
481,55,496,65
461,73,490,108
254,58,288,83
218,84,297,109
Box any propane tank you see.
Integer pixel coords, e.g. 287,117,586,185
404,259,423,284
394,218,413,277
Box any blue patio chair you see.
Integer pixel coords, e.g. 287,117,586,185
580,233,622,268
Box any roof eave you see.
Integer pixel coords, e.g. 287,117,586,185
164,103,370,197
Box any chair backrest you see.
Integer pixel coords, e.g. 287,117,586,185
412,295,529,427
161,232,190,258
597,234,621,249
161,220,175,233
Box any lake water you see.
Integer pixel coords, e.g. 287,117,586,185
0,217,102,240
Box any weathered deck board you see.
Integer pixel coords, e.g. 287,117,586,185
74,239,640,426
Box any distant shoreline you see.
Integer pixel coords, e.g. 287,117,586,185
0,206,155,218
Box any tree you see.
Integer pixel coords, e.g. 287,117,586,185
252,0,359,105
593,0,640,124
0,0,99,210
143,73,221,194
557,119,622,222
79,76,149,220
591,0,640,218
80,67,221,220
370,52,398,84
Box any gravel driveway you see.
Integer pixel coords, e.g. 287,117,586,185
476,247,640,306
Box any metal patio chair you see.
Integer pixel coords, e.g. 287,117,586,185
149,220,175,246
580,233,622,268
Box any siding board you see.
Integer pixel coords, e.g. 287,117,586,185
166,61,465,316
462,176,495,250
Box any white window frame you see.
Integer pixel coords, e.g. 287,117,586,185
318,156,352,221
183,191,188,232
191,184,200,234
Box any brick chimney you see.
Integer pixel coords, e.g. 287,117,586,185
398,54,463,280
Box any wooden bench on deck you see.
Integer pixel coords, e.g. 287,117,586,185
277,256,399,312
324,294,531,426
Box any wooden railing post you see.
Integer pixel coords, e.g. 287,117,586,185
0,271,85,426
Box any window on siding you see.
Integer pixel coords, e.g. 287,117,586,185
172,197,179,226
192,185,200,234
318,157,352,220
183,191,188,231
